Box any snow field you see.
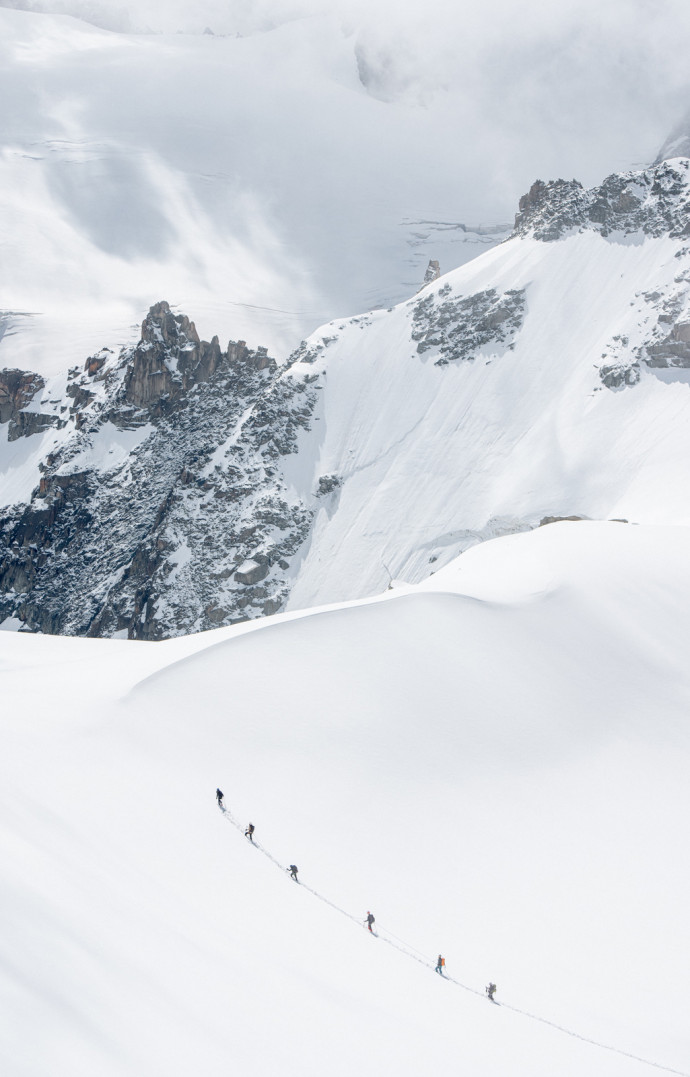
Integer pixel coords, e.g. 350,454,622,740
1,522,689,1074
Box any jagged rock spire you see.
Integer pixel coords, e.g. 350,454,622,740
419,259,441,291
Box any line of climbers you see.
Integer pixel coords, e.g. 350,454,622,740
215,788,498,1003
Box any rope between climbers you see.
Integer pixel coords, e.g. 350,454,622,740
218,805,688,1077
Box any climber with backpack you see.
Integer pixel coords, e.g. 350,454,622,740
486,982,497,1002
365,911,375,933
216,788,224,809
245,823,255,842
435,955,445,975
288,864,299,881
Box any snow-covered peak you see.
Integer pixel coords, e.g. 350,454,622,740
513,158,690,241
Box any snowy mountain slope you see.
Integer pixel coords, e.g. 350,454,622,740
283,158,690,609
5,158,690,637
2,521,689,1075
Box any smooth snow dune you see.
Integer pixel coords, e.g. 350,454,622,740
1,523,689,1075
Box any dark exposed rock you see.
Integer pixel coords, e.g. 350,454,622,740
316,474,341,496
514,160,690,242
419,259,441,290
411,288,525,365
85,355,106,377
66,382,96,409
0,301,318,639
600,286,690,391
122,346,177,410
645,321,690,367
7,410,61,441
234,560,269,586
0,369,56,440
599,361,641,389
539,515,590,526
0,368,45,423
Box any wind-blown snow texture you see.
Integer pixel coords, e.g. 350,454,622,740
0,6,519,371
1,522,689,1076
4,159,690,636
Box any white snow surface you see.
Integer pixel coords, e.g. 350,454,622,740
53,421,153,476
1,521,689,1075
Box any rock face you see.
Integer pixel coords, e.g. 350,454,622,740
0,368,61,441
0,369,44,423
646,321,690,367
420,260,441,289
411,285,525,366
0,302,317,639
514,159,690,241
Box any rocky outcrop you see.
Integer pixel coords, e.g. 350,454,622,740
645,321,690,367
234,559,269,586
7,411,61,442
0,302,319,639
514,159,690,242
0,368,45,423
411,286,525,366
0,368,60,440
598,283,690,390
316,474,341,496
539,515,590,526
599,361,641,389
420,260,441,289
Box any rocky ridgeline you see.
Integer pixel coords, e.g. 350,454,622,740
508,158,690,392
0,302,319,638
513,159,690,242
